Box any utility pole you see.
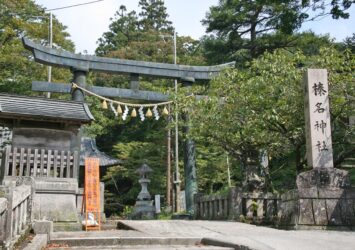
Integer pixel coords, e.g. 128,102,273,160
166,104,172,208
161,32,180,212
173,31,181,212
47,12,53,98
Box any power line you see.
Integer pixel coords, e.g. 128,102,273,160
46,0,105,12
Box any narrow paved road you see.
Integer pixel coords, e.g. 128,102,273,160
118,220,355,250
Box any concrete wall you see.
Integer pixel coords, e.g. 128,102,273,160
32,178,79,222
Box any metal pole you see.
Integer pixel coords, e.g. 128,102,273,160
47,12,53,98
173,31,181,212
166,105,172,208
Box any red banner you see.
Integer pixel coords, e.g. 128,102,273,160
84,158,100,230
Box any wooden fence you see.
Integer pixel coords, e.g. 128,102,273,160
1,146,79,179
195,187,281,222
0,184,32,249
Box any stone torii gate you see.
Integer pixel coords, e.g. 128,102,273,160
22,38,234,213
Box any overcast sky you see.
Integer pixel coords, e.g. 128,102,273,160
35,0,355,54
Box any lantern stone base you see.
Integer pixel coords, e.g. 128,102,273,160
132,200,155,219
279,168,355,229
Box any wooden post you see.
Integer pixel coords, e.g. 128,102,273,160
53,150,58,178
19,148,25,177
47,150,52,177
1,147,10,179
25,148,31,176
40,149,45,177
11,147,17,177
33,149,38,177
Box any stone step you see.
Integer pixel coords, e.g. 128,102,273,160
53,222,82,232
50,236,203,247
48,245,233,250
47,230,234,249
50,231,206,248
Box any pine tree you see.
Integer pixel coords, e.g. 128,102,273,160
138,0,173,33
96,5,139,56
201,0,353,65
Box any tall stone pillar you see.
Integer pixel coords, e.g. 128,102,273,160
298,69,351,189
182,81,198,214
281,69,353,229
72,69,88,102
71,69,88,182
304,69,333,169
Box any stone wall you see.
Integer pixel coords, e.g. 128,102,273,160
195,185,355,229
194,187,280,223
279,187,355,229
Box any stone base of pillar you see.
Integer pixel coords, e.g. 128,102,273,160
279,168,355,229
132,200,155,220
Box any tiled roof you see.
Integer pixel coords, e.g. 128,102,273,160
80,137,121,167
0,93,94,123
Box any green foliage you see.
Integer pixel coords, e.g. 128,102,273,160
157,209,172,220
343,33,355,53
201,0,353,64
121,205,134,219
138,0,173,32
184,47,354,185
0,0,74,96
196,143,241,193
91,1,210,216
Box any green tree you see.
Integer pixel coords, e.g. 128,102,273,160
201,0,353,64
0,0,74,95
343,33,355,52
91,1,208,215
96,5,139,57
184,47,354,189
138,0,173,32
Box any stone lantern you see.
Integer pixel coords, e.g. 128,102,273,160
133,163,155,219
136,163,153,201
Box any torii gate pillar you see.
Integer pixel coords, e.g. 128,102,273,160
182,81,198,214
72,69,88,102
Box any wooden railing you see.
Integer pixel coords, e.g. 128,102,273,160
0,184,32,249
1,146,79,179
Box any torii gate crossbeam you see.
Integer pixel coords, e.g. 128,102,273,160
23,38,234,214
